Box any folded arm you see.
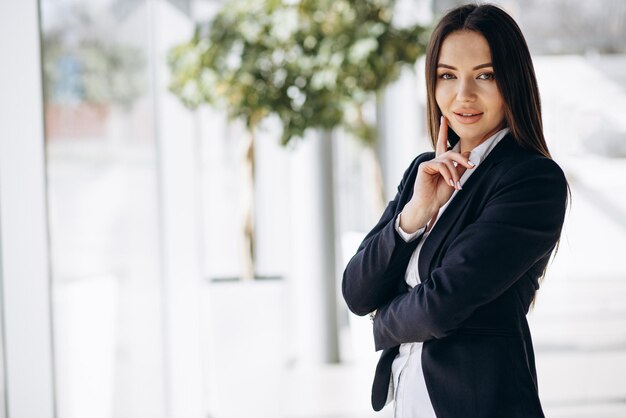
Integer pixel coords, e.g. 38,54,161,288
342,153,432,316
373,157,568,350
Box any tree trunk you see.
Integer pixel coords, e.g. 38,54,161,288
241,128,255,281
354,101,387,216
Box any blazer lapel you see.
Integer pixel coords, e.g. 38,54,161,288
417,133,519,282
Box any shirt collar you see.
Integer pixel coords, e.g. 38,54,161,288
452,127,510,166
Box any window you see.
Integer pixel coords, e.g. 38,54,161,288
41,1,166,416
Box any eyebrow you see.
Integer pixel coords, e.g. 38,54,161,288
437,62,493,70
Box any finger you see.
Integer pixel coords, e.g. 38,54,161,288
428,161,457,189
456,152,471,177
435,116,448,157
443,150,476,170
420,160,455,187
455,165,467,186
442,160,461,189
451,152,472,187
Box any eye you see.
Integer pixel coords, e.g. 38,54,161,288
477,72,495,80
438,73,455,80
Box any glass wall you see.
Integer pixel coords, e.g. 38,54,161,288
40,1,166,417
25,0,626,416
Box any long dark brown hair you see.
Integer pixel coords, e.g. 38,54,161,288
426,3,547,154
424,3,571,303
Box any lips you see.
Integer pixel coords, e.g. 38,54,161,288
453,111,483,124
453,109,483,117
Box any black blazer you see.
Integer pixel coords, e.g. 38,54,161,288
342,133,568,418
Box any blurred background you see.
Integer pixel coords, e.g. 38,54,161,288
1,0,626,417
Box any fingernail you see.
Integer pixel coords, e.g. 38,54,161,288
456,181,462,190
440,115,443,125
468,160,476,167
449,179,454,187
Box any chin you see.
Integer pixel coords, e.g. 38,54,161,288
455,126,492,140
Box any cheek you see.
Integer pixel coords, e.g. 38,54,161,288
494,98,506,117
434,85,451,107
490,99,506,126
484,88,505,113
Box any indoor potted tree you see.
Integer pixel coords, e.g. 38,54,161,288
168,0,428,280
167,2,428,409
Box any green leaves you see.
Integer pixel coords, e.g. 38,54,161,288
168,0,429,145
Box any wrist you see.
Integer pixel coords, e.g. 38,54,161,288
400,201,432,233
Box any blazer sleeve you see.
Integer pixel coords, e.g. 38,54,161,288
342,153,431,316
372,157,569,350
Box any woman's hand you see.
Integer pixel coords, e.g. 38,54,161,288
399,116,475,233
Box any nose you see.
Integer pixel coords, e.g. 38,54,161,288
456,78,477,102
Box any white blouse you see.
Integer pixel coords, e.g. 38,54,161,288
388,128,510,417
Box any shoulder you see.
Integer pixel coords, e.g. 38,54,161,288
491,151,569,215
404,150,436,177
486,134,566,186
408,150,436,170
479,133,559,174
498,153,567,188
398,150,435,190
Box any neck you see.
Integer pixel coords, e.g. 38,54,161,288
459,125,506,154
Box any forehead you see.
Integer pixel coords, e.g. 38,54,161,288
438,30,492,64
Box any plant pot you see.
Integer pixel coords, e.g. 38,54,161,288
201,276,287,417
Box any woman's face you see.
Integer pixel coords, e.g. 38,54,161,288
435,30,506,148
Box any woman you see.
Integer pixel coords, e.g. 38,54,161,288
342,4,569,418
